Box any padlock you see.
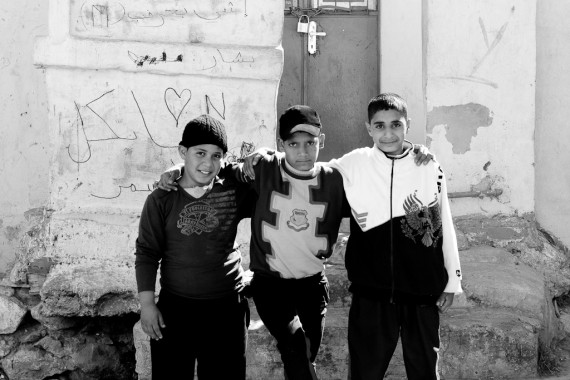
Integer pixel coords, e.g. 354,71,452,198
297,15,309,34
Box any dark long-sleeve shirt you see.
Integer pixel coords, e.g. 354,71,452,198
135,169,255,299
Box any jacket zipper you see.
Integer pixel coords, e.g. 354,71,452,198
389,158,395,303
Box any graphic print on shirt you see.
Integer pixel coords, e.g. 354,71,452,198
262,174,327,275
177,200,219,236
400,190,442,247
287,209,310,231
353,211,369,230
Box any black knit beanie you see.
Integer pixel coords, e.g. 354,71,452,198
179,115,228,153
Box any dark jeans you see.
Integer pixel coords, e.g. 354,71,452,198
348,294,440,380
150,290,249,380
252,272,329,380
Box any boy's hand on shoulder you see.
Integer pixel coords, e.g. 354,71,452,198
156,169,181,191
140,303,166,340
436,292,454,313
242,147,275,180
413,144,435,166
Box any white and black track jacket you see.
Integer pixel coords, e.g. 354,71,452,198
329,145,462,304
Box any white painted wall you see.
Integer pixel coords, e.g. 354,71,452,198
380,0,426,144
535,2,570,247
26,0,283,297
1,0,566,287
424,0,536,217
0,2,50,279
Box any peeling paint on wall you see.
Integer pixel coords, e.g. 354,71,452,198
4,226,21,242
427,103,493,154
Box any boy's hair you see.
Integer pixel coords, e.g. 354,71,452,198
367,93,408,122
279,105,322,140
179,114,228,153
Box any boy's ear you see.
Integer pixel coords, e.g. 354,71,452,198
318,133,325,149
277,138,285,152
178,145,187,159
365,122,372,136
406,118,411,132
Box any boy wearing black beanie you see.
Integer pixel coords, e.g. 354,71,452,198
135,115,255,380
157,106,350,380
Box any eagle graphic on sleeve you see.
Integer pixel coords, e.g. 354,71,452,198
401,191,442,247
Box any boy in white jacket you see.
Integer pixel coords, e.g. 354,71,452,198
328,93,462,380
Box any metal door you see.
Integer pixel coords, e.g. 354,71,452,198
278,3,379,162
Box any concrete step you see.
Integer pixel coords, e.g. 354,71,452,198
133,246,556,379
248,306,541,379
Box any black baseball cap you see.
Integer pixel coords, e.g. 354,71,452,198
279,105,322,140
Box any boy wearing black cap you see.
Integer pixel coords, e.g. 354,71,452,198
157,106,349,380
245,105,348,380
135,115,255,380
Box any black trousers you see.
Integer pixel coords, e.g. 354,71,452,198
348,294,440,380
252,272,329,380
150,290,249,380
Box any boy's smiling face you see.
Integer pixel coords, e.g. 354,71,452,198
366,109,409,155
178,144,224,187
278,131,325,171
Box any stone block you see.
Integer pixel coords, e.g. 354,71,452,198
460,246,545,319
2,321,133,380
440,308,539,379
455,214,542,250
40,262,138,317
0,295,27,334
30,303,80,331
0,286,14,297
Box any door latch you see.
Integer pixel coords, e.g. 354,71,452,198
308,21,326,55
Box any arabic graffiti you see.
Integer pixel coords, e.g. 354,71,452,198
205,93,226,120
164,88,191,127
131,90,178,149
200,49,256,71
217,49,254,64
67,89,137,165
91,183,153,199
79,1,247,30
128,51,183,67
66,86,262,199
80,2,125,29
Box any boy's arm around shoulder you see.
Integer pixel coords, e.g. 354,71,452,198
322,148,367,186
241,147,276,180
438,166,463,295
239,151,282,190
220,161,255,184
156,162,184,191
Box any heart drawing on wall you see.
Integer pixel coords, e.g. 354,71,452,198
164,88,192,127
